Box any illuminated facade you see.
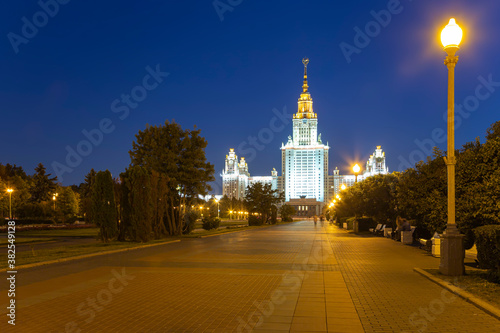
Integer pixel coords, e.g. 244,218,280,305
221,149,278,200
281,58,329,205
364,146,389,177
220,59,391,214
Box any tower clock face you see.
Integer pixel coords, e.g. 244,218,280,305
302,120,307,124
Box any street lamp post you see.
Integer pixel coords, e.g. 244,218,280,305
52,193,58,212
215,198,220,218
7,189,13,220
353,164,361,183
439,18,465,276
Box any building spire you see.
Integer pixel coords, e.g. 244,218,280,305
302,58,309,92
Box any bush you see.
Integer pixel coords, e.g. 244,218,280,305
202,216,220,230
183,211,199,234
282,217,293,222
346,217,356,230
248,215,263,226
474,225,500,276
354,217,376,232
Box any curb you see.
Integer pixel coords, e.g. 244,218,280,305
413,267,500,320
197,223,285,238
0,239,180,273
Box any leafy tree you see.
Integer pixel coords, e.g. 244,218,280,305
91,170,118,242
279,204,296,222
486,120,500,141
0,168,31,219
29,163,58,203
129,120,215,235
244,183,283,224
57,187,79,221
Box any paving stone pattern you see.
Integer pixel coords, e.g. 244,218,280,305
1,221,499,332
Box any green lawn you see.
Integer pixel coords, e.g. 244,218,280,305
0,238,178,269
425,268,500,308
0,237,56,245
12,228,99,238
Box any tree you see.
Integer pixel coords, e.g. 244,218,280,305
79,169,96,223
57,187,79,221
29,163,57,203
121,166,153,242
91,170,118,242
129,120,215,235
279,204,296,222
244,183,284,224
486,120,500,141
0,164,31,219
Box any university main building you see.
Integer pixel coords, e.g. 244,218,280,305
221,59,388,215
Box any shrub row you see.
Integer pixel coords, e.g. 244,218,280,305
474,225,500,281
202,217,220,230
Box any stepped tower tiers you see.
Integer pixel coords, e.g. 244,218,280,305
281,58,330,206
221,149,278,200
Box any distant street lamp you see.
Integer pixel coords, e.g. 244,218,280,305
439,18,465,276
353,164,361,183
341,184,347,191
6,189,13,220
52,193,58,211
214,198,220,218
230,210,233,220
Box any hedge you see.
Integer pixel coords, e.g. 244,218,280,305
202,217,220,231
474,225,500,277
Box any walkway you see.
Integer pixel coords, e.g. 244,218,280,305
1,221,499,332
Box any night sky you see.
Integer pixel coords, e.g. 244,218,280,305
2,0,500,193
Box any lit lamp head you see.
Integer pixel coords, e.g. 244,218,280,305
341,184,347,191
7,188,13,193
353,164,361,174
441,18,463,55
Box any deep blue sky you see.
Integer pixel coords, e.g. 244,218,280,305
2,0,500,193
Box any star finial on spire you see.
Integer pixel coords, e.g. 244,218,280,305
302,58,309,92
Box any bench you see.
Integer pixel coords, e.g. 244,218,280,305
369,224,382,234
375,224,386,236
419,238,432,251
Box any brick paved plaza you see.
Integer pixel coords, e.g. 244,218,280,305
2,221,500,332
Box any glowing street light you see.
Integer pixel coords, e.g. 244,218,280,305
52,193,58,211
214,198,220,218
341,184,347,191
6,189,13,220
439,18,464,276
353,164,361,183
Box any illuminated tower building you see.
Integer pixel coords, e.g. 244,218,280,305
281,59,329,214
221,149,278,200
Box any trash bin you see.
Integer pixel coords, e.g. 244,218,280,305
432,233,441,257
